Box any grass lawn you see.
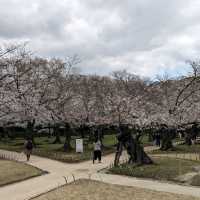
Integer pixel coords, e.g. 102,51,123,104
0,134,153,163
109,157,200,184
0,159,44,186
152,144,200,154
0,135,116,163
33,179,198,200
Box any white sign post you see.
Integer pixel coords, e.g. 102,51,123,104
76,139,83,153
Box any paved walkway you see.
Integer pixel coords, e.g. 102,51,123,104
0,147,200,200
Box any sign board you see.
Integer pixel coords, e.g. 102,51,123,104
76,139,83,153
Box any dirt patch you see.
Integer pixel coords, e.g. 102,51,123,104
0,159,44,186
191,174,200,186
33,179,199,200
75,169,90,173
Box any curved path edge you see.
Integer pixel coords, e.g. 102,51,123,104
1,147,200,200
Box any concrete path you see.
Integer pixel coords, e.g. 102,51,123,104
1,146,200,200
90,173,200,198
0,149,131,200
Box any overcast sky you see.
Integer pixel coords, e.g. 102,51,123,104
0,0,200,78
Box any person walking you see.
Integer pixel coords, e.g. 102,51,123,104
93,139,102,164
24,138,33,161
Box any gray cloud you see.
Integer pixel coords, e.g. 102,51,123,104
0,0,200,77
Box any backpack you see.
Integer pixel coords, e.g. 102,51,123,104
26,140,33,150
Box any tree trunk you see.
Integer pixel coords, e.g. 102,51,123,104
135,143,152,164
114,142,123,166
3,127,8,138
161,138,173,150
160,127,175,151
63,124,72,152
48,123,51,138
53,134,61,144
64,134,72,151
26,119,36,146
114,127,153,166
185,136,192,146
129,138,153,165
53,125,61,144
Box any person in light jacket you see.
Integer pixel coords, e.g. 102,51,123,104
93,139,102,164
